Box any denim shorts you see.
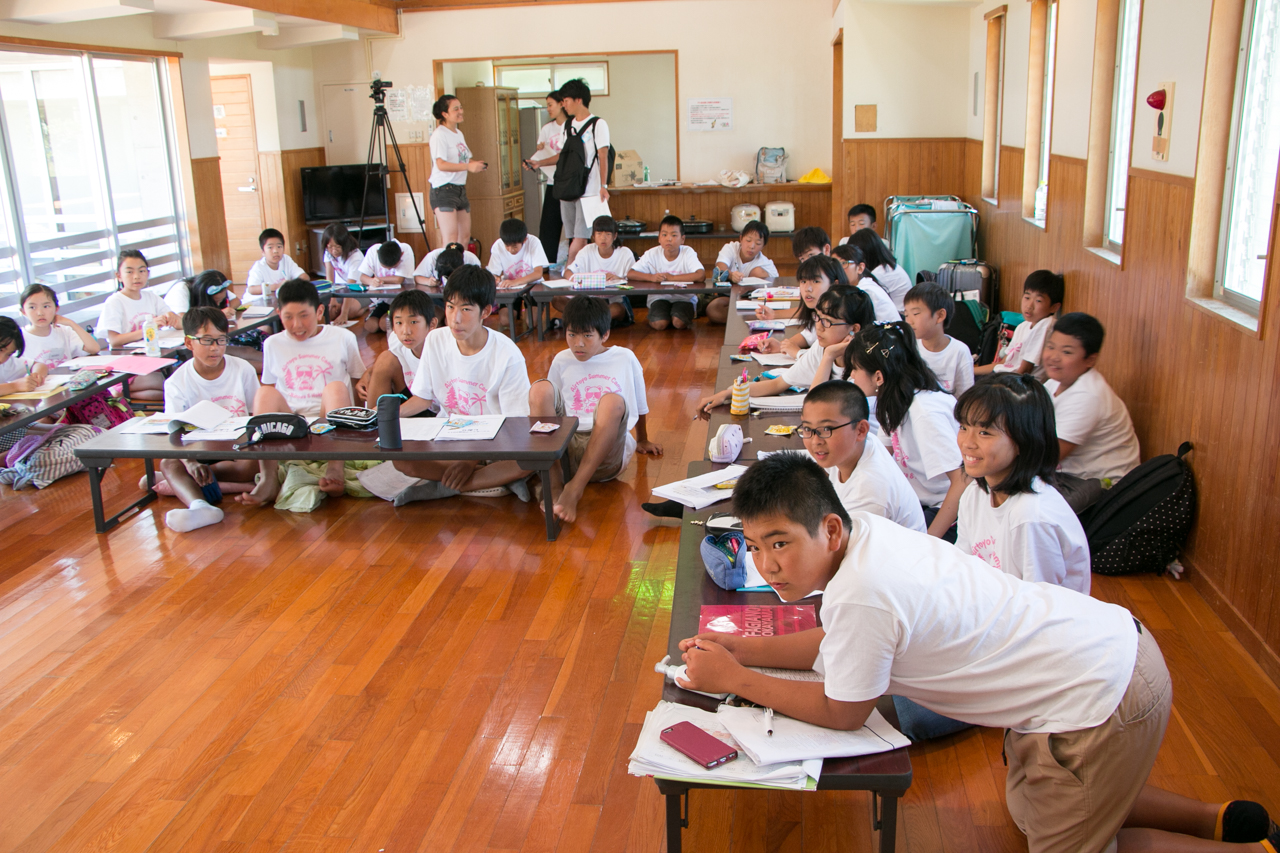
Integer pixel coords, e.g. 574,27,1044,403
429,182,470,212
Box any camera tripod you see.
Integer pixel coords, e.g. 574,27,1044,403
357,78,428,247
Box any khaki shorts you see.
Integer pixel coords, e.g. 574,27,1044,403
560,199,591,239
1005,623,1171,853
536,379,631,482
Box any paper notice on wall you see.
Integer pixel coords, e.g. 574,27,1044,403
386,88,410,122
407,85,436,125
688,98,733,132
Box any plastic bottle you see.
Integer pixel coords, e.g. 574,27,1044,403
643,165,650,183
143,316,160,357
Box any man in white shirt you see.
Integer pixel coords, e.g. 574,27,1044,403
545,78,610,267
676,452,1261,853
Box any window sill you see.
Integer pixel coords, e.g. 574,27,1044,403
1022,216,1047,230
981,196,999,207
1085,245,1123,267
1185,296,1261,336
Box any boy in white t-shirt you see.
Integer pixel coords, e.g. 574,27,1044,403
977,270,1062,377
413,242,481,287
903,282,975,396
800,381,925,531
705,220,779,325
246,228,308,304
676,452,1272,853
837,203,877,246
543,78,611,267
0,317,38,396
1042,312,1141,509
157,307,264,531
559,215,636,327
628,215,705,331
356,290,440,411
530,295,662,523
255,279,365,501
359,240,416,334
486,219,548,329
393,266,534,503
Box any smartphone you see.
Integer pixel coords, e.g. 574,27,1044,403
660,721,738,769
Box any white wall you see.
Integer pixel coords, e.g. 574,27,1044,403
842,0,971,138
966,0,1209,177
313,0,833,181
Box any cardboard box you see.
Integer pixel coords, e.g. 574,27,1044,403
612,149,643,187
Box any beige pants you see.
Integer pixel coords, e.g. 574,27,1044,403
1005,624,1171,853
536,379,631,482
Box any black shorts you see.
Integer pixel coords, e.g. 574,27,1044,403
389,391,436,417
429,182,470,212
370,301,391,319
649,299,695,326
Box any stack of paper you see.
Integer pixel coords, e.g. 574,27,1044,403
62,355,122,370
124,331,183,349
750,353,796,367
240,305,273,318
0,378,68,400
650,464,746,510
434,414,505,441
628,701,820,790
740,276,773,286
735,300,793,312
181,416,251,442
717,706,909,766
749,286,801,300
541,279,574,289
750,395,806,412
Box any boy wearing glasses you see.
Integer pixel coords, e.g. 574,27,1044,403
158,307,264,532
800,380,925,531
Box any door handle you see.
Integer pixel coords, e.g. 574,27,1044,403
238,186,258,192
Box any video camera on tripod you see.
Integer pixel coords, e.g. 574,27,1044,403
369,75,393,103
356,73,427,246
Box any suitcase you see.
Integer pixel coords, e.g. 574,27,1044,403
883,195,980,283
937,260,998,307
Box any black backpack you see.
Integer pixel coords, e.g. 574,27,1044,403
1080,442,1196,576
553,117,615,202
977,312,1017,365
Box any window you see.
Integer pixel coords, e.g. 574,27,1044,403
0,48,185,323
1103,0,1142,249
981,6,1008,203
1023,0,1059,225
1215,0,1280,313
494,61,609,99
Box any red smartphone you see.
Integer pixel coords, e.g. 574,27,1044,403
660,721,739,769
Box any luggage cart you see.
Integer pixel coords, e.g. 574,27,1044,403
883,195,980,283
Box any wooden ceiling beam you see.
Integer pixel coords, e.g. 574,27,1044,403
393,0,671,10
213,0,398,33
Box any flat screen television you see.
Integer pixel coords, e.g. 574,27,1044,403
301,164,387,222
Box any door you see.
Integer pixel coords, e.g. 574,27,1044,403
211,75,263,281
322,82,371,166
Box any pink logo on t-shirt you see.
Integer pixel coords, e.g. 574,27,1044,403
890,430,915,480
129,313,156,333
1002,342,1023,366
281,354,335,397
502,261,532,281
444,378,487,414
211,394,249,417
970,535,1001,569
457,142,471,162
568,373,621,417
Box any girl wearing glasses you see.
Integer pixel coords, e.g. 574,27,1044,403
846,321,965,539
756,255,848,357
698,287,873,416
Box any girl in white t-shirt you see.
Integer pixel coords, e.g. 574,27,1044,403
559,216,636,326
848,228,912,311
521,90,567,265
757,255,850,357
164,270,239,318
321,223,368,326
705,220,779,325
832,243,900,324
428,95,487,246
19,284,100,382
98,250,181,398
0,317,38,395
846,321,965,539
955,374,1091,594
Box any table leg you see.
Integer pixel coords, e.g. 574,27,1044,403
82,457,158,534
876,792,898,853
87,462,108,534
533,300,544,342
539,467,561,541
664,791,687,853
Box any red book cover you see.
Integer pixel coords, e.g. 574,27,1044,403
698,605,817,637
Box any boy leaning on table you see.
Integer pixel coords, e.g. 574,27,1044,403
677,451,1277,853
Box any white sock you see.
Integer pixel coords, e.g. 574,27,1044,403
166,498,224,533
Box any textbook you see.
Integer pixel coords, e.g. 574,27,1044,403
650,464,746,509
717,706,909,766
698,604,817,637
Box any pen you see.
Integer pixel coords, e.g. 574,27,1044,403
764,707,774,737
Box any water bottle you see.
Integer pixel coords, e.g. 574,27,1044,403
377,394,402,449
143,317,160,357
643,165,650,183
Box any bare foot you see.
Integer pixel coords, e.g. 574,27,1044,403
553,481,585,523
236,473,280,507
319,460,346,497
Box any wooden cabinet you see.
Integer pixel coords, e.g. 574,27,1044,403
456,86,524,256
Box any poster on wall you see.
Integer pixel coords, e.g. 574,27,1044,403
687,98,733,132
386,88,410,122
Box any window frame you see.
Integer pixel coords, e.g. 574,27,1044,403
1102,0,1143,253
493,60,610,100
981,5,1009,205
1022,0,1059,227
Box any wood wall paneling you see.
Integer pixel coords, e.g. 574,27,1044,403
280,147,327,273
189,157,231,275
839,139,968,238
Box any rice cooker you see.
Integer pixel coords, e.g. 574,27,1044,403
730,203,762,232
765,201,796,233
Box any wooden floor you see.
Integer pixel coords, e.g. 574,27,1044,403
1,318,1278,853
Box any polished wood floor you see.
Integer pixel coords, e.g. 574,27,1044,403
1,318,1278,853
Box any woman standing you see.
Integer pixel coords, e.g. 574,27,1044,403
428,94,487,245
523,89,567,265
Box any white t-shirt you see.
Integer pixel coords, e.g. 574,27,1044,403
357,242,415,281
98,289,172,336
486,235,549,282
716,243,778,282
632,245,704,307
246,256,305,303
410,327,530,416
164,281,192,315
778,341,839,389
858,278,899,323
995,315,1054,372
429,125,471,188
828,436,927,531
889,389,962,507
0,353,23,384
956,477,1091,594
815,512,1138,734
386,331,421,391
328,248,365,285
872,263,913,311
163,355,260,418
414,247,482,281
261,325,364,418
547,346,648,466
1045,369,1141,482
563,114,611,198
919,336,975,396
533,119,566,184
568,244,636,279
21,325,87,369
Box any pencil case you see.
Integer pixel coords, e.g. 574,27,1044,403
701,530,748,590
325,406,378,430
571,272,611,289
